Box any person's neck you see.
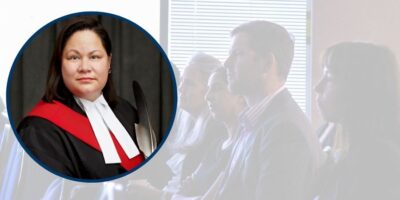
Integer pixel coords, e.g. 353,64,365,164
79,93,102,102
244,81,284,107
223,116,237,137
222,119,239,150
223,102,245,143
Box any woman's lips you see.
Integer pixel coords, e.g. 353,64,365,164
77,77,95,82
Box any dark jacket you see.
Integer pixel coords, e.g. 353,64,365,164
218,89,322,200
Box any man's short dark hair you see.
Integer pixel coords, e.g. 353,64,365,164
231,20,294,80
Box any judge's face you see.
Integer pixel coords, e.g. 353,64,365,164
61,30,111,101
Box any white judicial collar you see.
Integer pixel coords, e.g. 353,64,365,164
74,95,140,164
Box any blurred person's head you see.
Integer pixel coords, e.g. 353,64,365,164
205,67,246,124
224,20,294,96
179,52,221,117
315,42,400,138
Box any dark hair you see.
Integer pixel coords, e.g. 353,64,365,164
43,17,117,106
324,42,400,142
231,20,294,80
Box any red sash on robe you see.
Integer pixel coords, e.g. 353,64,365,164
28,100,144,171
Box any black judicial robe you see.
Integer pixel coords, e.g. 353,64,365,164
17,97,143,180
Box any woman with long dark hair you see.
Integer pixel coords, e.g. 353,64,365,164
17,17,145,180
315,42,400,199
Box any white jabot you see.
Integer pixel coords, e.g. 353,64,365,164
75,95,140,164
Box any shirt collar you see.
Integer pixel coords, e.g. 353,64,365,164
240,85,286,130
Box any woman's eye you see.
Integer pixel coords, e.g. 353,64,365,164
90,55,101,59
67,56,80,60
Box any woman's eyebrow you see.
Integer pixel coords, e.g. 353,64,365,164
89,50,101,54
64,49,102,54
64,49,80,54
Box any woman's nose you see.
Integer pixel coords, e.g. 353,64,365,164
78,58,91,72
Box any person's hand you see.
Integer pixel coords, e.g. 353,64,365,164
126,179,163,199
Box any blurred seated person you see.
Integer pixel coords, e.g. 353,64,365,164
315,42,400,200
126,53,227,199
165,67,246,199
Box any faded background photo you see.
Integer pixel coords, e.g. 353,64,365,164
1,0,400,199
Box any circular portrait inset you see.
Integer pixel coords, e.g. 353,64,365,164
7,12,177,181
